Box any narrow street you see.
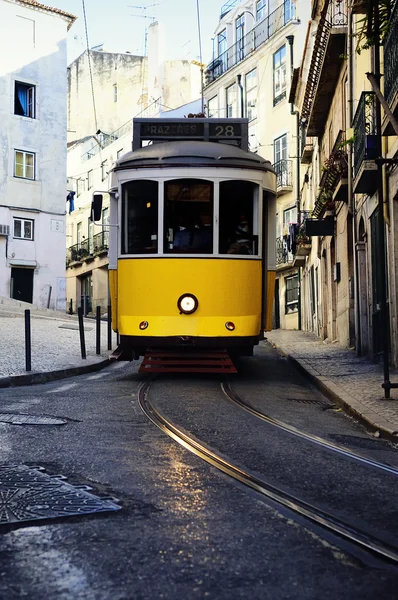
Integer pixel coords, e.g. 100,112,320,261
0,342,397,599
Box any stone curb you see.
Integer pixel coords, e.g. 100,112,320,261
269,341,398,444
0,358,112,389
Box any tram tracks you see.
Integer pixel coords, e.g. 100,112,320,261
221,381,398,478
138,380,398,565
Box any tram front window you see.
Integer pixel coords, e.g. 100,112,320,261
219,180,259,255
164,179,213,254
122,180,158,254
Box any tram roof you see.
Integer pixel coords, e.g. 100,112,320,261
114,141,275,173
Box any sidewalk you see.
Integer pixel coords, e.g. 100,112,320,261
0,297,116,387
265,329,398,442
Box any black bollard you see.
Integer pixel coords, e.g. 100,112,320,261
107,304,112,351
96,306,101,355
77,307,86,359
24,309,31,372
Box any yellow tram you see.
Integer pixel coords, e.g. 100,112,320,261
92,118,277,364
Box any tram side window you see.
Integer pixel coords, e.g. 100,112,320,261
122,180,158,254
164,179,213,254
219,180,258,255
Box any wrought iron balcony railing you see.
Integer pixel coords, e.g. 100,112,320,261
384,0,398,106
205,1,295,84
352,92,379,179
66,240,90,266
274,158,293,189
92,231,109,253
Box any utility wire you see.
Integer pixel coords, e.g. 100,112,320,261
81,0,99,135
196,0,204,112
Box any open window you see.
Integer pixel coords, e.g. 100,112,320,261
164,179,213,254
122,180,159,254
219,180,259,256
15,81,35,118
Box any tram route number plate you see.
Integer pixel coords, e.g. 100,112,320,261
137,119,243,146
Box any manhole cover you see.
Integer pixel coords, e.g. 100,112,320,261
0,465,121,525
0,414,68,426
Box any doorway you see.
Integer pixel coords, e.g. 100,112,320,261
10,267,34,303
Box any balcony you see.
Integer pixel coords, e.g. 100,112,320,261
301,0,348,137
352,92,379,195
205,1,295,85
66,240,90,266
220,0,239,18
66,233,109,267
274,159,293,195
301,141,314,164
92,231,109,253
382,0,398,135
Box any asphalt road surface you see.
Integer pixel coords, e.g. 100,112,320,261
0,342,397,599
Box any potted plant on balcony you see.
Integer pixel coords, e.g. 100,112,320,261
296,232,312,256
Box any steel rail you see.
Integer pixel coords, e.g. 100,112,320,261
138,381,398,564
221,382,398,477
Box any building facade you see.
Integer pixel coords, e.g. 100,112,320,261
203,0,311,329
290,0,398,368
0,0,75,309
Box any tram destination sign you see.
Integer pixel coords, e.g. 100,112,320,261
133,118,248,151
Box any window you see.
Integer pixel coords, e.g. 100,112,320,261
87,170,93,190
236,14,244,60
226,84,237,118
274,134,288,187
273,46,287,105
101,160,108,181
164,179,213,254
285,275,299,313
113,84,118,102
77,178,84,197
207,96,218,118
219,180,259,256
13,218,34,240
117,149,123,159
256,0,266,21
15,82,35,118
245,69,257,121
218,29,227,58
283,207,297,236
122,180,159,254
284,0,293,24
77,221,83,244
14,150,35,179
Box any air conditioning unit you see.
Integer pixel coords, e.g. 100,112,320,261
0,224,10,236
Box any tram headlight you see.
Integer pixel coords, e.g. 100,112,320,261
139,321,149,330
225,322,235,331
177,293,198,315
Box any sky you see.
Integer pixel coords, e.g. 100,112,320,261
50,0,225,65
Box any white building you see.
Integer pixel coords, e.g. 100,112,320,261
0,0,75,309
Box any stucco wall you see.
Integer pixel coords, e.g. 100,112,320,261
0,1,71,309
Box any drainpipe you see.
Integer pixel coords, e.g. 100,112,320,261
287,34,302,330
237,74,244,117
373,1,391,397
347,5,361,355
